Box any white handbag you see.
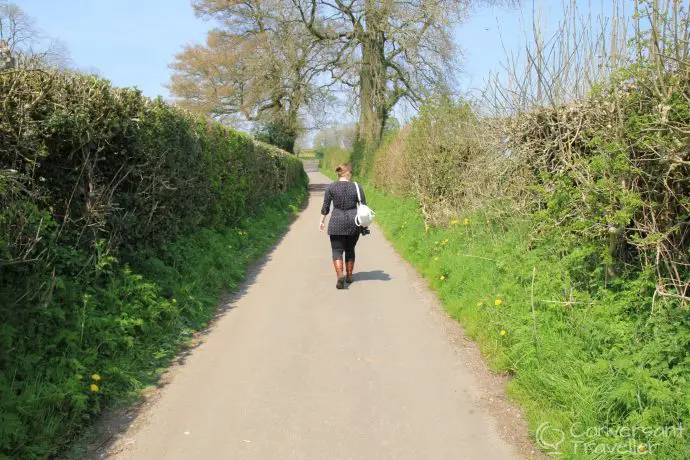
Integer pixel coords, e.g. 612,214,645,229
354,182,375,227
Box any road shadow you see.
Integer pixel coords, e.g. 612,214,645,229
301,159,320,172
353,270,391,282
307,178,328,209
308,183,328,193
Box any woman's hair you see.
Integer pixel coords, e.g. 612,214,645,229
335,163,352,178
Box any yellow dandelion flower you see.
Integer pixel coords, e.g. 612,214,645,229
90,384,99,392
450,219,460,225
500,330,507,336
494,299,503,306
464,218,470,225
637,444,647,453
440,275,446,281
443,239,449,244
91,373,101,381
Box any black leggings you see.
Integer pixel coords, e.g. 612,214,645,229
330,234,360,262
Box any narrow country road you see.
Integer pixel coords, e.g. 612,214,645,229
106,164,534,460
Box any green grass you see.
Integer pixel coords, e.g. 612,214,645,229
0,185,307,460
366,185,689,460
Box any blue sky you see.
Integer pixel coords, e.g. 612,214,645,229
18,0,630,115
19,0,209,99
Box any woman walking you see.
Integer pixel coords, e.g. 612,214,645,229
319,163,366,289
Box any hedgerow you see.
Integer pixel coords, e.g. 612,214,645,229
0,67,306,458
318,4,689,458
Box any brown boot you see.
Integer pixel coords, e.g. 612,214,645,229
333,259,345,289
346,261,355,283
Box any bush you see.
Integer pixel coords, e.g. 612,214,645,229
317,146,352,178
369,186,689,459
366,61,690,297
252,121,298,153
351,36,689,460
0,67,307,458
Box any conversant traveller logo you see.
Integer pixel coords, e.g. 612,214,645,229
535,421,685,456
535,422,566,454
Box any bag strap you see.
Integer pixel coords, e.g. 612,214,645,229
354,182,362,204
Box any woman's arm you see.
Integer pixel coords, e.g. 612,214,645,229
320,186,331,232
359,184,367,206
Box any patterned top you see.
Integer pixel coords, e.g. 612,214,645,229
321,181,367,236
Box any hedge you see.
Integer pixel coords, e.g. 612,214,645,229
0,67,306,458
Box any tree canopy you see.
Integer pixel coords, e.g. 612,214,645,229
170,0,505,151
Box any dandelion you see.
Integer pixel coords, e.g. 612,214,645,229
90,384,99,392
91,373,101,382
464,218,470,225
494,299,503,306
637,444,647,454
500,330,507,337
443,239,449,244
450,219,460,225
424,224,430,232
440,275,446,281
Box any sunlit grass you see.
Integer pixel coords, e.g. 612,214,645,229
367,185,689,460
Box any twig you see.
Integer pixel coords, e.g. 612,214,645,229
531,267,539,350
455,253,499,263
541,300,595,305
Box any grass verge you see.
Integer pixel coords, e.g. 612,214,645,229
365,185,689,460
2,184,307,460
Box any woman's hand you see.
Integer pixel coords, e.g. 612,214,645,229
319,221,326,232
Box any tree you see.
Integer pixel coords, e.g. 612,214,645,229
291,0,478,148
0,1,71,69
252,121,298,153
169,0,333,153
0,39,14,69
171,0,510,152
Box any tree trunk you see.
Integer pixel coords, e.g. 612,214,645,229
358,0,386,150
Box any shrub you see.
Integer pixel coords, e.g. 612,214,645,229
0,67,307,458
351,11,689,458
369,186,690,459
317,146,352,177
252,121,298,153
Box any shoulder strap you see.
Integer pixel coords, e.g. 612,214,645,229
354,182,362,204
